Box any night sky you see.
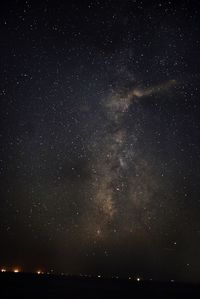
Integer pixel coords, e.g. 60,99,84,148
1,0,200,282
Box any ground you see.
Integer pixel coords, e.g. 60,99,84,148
1,273,200,298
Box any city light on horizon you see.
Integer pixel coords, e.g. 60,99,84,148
0,267,175,284
36,270,44,275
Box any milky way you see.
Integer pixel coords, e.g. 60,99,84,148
86,80,177,239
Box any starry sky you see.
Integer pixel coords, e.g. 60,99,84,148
1,0,200,282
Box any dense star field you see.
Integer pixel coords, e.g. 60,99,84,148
1,0,200,282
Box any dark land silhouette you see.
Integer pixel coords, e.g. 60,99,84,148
1,272,200,298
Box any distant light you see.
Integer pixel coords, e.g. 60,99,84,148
98,275,101,278
37,270,42,275
1,269,6,273
136,277,141,282
171,279,175,283
14,269,19,273
128,277,132,280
